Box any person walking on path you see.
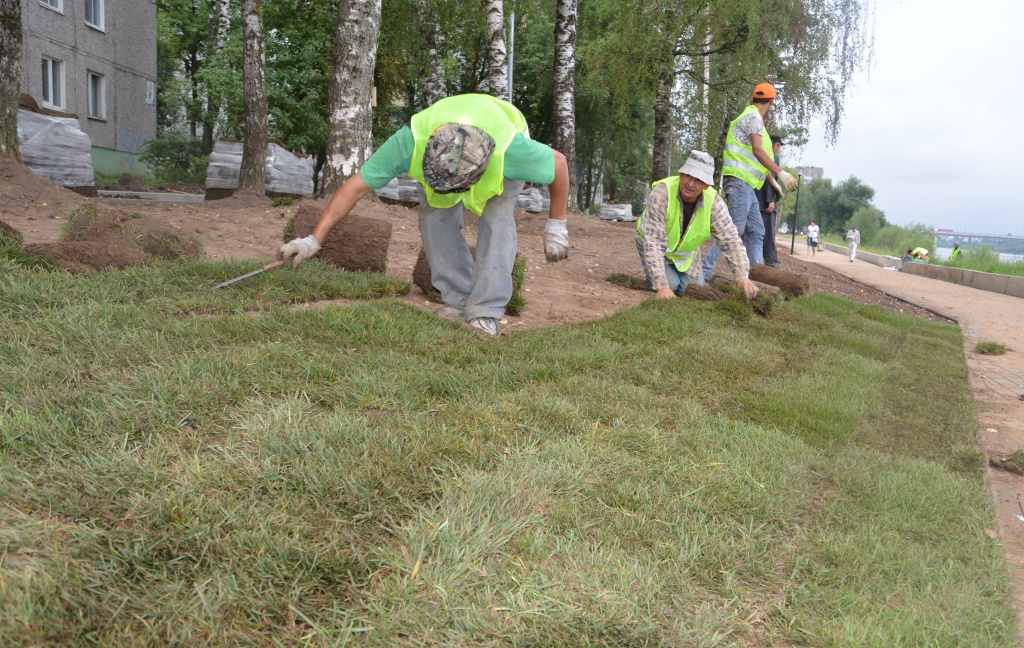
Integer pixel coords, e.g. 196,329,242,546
635,151,759,300
807,220,820,257
700,83,798,280
277,94,571,338
846,225,860,262
758,135,786,268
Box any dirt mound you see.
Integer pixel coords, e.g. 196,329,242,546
0,159,88,217
19,204,201,272
412,247,528,315
1,219,22,249
206,188,273,209
749,263,808,297
289,201,392,273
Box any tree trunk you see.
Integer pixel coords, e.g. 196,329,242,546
415,0,443,107
0,0,23,160
239,0,268,191
651,63,673,183
322,0,381,194
201,0,231,155
552,0,577,211
484,0,508,99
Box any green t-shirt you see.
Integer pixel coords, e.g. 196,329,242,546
359,125,556,191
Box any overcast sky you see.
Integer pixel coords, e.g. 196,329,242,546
790,0,1024,235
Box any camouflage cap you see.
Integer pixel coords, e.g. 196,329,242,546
422,123,496,192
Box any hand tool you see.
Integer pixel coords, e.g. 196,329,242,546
213,260,285,289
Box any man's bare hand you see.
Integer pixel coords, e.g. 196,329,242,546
655,288,675,299
737,278,759,300
767,202,775,212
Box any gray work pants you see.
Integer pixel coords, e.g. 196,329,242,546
417,179,524,322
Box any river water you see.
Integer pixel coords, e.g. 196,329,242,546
934,247,1024,263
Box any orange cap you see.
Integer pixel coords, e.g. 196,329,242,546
753,83,776,99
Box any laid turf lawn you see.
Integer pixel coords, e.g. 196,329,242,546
0,258,1015,646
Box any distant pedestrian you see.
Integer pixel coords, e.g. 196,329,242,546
846,226,860,262
950,243,963,260
807,220,820,256
757,135,785,268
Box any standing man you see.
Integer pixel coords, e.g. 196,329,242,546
807,220,820,256
757,135,786,268
846,225,860,262
950,243,963,260
701,83,798,280
277,94,571,338
635,151,758,300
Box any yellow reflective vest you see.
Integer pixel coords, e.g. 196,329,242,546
408,94,528,215
722,105,774,190
638,175,715,272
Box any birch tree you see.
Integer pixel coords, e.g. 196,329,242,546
651,64,672,182
415,0,444,107
239,0,268,191
201,0,231,155
552,0,578,210
322,0,382,194
484,0,508,99
0,0,22,160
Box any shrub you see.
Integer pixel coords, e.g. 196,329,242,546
140,132,209,185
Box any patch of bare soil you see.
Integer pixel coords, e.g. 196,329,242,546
19,202,201,272
100,174,203,195
775,254,955,323
0,160,89,242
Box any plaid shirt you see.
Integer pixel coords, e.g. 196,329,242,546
635,183,750,290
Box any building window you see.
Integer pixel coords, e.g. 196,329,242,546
41,57,63,109
84,0,104,30
40,0,63,11
88,72,105,119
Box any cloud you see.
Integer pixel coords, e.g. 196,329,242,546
791,0,1024,234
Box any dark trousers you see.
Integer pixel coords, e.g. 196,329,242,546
761,211,779,267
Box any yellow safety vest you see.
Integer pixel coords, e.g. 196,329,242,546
722,105,774,190
638,176,715,272
408,94,528,215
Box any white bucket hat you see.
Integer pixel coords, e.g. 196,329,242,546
678,151,715,185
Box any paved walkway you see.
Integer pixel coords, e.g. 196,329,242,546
800,245,1024,641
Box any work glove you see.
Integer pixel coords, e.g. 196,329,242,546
777,170,798,192
543,218,569,262
766,174,784,198
277,235,321,269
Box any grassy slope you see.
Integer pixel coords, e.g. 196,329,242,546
0,259,1015,646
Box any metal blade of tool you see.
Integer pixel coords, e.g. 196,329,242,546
213,260,285,289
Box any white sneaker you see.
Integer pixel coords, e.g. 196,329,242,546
467,317,498,338
439,306,464,322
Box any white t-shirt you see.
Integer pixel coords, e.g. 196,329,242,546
807,225,820,241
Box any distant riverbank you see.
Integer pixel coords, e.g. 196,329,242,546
935,247,1024,263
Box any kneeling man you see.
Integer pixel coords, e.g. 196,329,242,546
635,151,759,300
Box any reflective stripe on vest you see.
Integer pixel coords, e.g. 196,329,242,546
408,94,528,215
638,176,715,272
721,105,773,190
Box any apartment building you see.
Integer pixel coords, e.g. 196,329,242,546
20,0,158,177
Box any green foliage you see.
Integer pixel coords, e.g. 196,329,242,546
269,196,294,207
873,222,937,258
505,255,529,316
941,246,1024,277
850,206,884,245
974,341,1007,355
140,132,209,185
